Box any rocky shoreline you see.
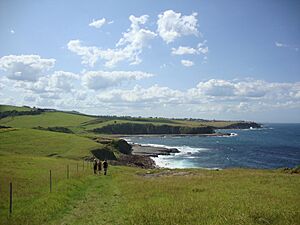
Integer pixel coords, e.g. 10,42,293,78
131,144,180,157
110,143,180,169
112,132,234,168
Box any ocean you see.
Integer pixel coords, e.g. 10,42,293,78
125,123,300,169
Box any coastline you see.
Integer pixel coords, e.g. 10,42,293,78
122,132,234,169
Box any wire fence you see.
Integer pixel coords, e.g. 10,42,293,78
0,160,96,218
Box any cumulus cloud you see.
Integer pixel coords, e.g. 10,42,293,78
190,79,300,102
172,42,208,55
82,70,154,90
197,41,209,54
11,70,79,95
181,59,194,67
0,55,55,82
89,18,106,28
157,10,199,43
172,46,197,55
97,84,184,103
68,15,156,67
93,79,300,115
33,71,79,93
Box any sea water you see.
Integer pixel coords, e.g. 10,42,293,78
126,124,300,169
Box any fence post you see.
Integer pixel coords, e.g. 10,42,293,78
50,170,52,193
9,182,12,215
67,165,69,179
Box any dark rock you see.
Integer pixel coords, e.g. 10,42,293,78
131,144,180,157
109,154,155,169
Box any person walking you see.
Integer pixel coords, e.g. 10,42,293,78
103,160,108,175
97,159,102,175
93,159,97,174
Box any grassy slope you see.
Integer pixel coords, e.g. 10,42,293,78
0,105,33,112
0,128,102,159
0,111,93,129
0,160,299,225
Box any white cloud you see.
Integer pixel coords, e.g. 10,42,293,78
172,42,208,55
12,71,79,95
67,40,100,67
157,10,199,43
89,18,106,28
2,69,300,118
275,42,286,48
97,84,184,104
0,55,55,82
82,70,154,90
197,41,209,54
195,79,236,96
94,79,300,115
68,15,156,67
181,59,194,67
275,41,299,51
172,46,197,55
24,94,36,102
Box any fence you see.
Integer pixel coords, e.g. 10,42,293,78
1,160,96,217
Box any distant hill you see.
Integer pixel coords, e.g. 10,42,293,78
0,104,261,135
0,104,33,112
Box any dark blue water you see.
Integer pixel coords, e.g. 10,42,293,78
126,124,300,169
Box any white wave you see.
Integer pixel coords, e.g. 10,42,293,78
123,138,132,142
216,132,238,138
151,156,198,169
151,156,221,170
132,141,217,169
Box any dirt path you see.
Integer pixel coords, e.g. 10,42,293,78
50,174,124,225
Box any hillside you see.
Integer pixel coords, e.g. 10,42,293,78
0,105,261,135
0,105,33,112
0,128,102,159
0,156,299,225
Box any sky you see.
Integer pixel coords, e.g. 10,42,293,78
0,0,299,123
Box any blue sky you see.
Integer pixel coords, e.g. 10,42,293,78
0,0,299,122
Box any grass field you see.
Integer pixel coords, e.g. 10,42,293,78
0,158,299,225
0,128,102,159
0,112,93,129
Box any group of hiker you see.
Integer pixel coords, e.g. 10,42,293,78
93,159,108,175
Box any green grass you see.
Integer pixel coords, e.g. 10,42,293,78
0,105,32,112
0,154,96,225
0,157,299,225
0,112,94,129
0,128,102,159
